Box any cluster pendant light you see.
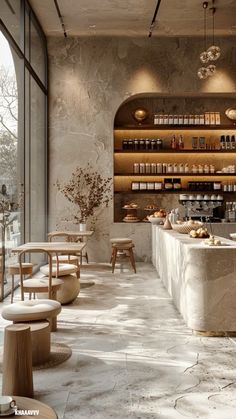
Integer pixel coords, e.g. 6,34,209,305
197,1,220,79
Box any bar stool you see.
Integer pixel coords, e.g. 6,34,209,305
110,238,136,273
8,263,34,303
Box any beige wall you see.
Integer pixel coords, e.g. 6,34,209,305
48,36,236,261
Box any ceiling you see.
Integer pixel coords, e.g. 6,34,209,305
29,0,236,37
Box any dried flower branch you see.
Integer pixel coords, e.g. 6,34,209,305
56,163,112,224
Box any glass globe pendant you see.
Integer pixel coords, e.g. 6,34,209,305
206,64,216,76
197,67,209,79
207,45,221,61
200,51,209,64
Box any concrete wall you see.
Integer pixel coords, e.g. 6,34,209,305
48,36,236,261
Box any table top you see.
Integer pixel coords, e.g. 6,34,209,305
12,241,86,254
48,230,94,238
1,396,57,418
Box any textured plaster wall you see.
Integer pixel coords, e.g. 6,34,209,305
48,36,236,262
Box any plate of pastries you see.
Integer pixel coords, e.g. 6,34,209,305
147,209,167,223
189,227,210,238
144,204,159,211
123,214,140,222
122,202,139,209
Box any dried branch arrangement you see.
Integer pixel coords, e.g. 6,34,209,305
56,163,112,223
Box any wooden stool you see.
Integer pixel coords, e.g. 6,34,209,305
8,263,33,303
2,324,34,397
110,239,136,273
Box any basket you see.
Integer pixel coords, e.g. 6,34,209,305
171,221,203,234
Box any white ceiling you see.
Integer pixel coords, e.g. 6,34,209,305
29,0,236,37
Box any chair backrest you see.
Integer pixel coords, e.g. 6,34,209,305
48,232,74,242
18,248,53,300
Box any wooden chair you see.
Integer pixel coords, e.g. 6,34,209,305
18,249,63,301
8,263,33,303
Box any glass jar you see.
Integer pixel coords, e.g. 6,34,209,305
139,139,145,150
128,139,134,150
156,163,162,173
122,139,128,150
154,181,162,190
139,163,145,174
150,139,157,150
147,182,154,190
134,139,139,150
213,182,222,191
145,139,151,150
173,178,182,190
139,182,147,190
156,139,163,150
133,163,139,174
164,178,173,190
145,163,151,174
131,182,140,191
151,163,157,173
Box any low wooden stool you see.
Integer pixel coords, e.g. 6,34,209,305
2,324,34,397
110,238,136,273
8,263,33,303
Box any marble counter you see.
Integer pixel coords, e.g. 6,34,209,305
152,225,236,333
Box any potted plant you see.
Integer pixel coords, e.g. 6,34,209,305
56,163,112,230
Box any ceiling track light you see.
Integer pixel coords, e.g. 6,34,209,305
54,0,67,38
148,0,162,38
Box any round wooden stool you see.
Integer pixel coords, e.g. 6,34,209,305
8,263,34,303
110,238,136,273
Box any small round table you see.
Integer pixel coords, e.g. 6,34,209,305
1,397,58,418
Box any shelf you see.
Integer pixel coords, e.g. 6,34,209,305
114,149,236,154
114,190,236,194
114,173,236,177
114,125,235,131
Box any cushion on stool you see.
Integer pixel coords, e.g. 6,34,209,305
110,238,133,244
8,263,33,275
40,263,78,277
2,299,61,322
22,277,63,292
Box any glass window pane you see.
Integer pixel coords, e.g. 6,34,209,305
30,17,46,84
0,0,22,48
0,31,24,298
30,76,46,242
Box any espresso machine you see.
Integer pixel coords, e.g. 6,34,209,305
179,194,223,221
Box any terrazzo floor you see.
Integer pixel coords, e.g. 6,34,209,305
1,262,236,418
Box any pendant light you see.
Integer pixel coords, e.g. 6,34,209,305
207,6,221,61
199,2,209,64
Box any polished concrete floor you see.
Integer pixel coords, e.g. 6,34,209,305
1,262,236,418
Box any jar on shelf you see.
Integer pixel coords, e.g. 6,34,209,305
151,163,157,173
162,163,167,173
155,181,162,190
168,115,174,124
184,164,189,173
156,139,163,150
122,139,128,150
164,178,173,190
173,115,179,125
131,182,140,191
173,178,182,190
210,165,215,173
147,182,155,190
139,163,145,173
139,139,145,150
134,139,139,150
179,163,184,173
178,115,183,125
156,163,162,173
167,164,173,173
145,139,151,150
183,115,189,125
213,182,222,191
140,182,147,190
204,164,209,173
173,163,178,173
150,139,157,150
128,139,134,150
145,163,151,173
133,163,140,174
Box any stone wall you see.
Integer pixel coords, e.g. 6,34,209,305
48,36,236,261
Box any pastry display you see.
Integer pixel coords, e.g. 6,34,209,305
189,227,209,238
123,202,138,209
153,209,166,218
123,214,140,222
144,204,159,210
204,235,222,246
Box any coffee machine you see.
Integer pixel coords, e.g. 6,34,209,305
179,194,223,221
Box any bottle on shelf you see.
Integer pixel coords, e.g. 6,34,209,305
178,135,184,149
225,135,231,150
220,135,226,150
171,135,176,149
231,135,236,150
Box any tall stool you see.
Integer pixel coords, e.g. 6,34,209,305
8,263,34,303
110,238,136,273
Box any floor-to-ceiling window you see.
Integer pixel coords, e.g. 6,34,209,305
0,0,47,299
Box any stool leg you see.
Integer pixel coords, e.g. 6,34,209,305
11,275,14,304
112,247,118,273
128,248,136,274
